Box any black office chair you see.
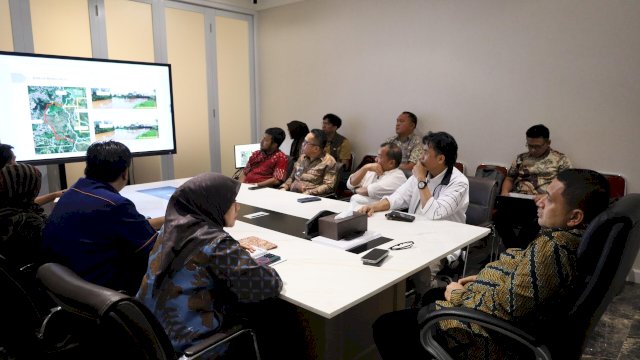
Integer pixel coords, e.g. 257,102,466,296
0,256,51,358
36,263,262,360
420,193,640,360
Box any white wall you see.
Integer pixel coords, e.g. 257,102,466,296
256,0,640,279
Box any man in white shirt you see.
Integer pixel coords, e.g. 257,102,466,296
347,142,407,205
359,132,469,297
359,132,469,222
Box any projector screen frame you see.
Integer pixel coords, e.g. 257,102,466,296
0,50,177,166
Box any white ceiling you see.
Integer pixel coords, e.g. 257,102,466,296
203,0,304,11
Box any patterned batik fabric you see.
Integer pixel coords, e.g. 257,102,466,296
137,233,282,352
386,132,423,165
507,149,572,195
283,153,337,196
243,149,289,184
431,228,583,360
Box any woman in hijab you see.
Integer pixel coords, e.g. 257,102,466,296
137,173,284,354
287,120,310,159
0,163,47,268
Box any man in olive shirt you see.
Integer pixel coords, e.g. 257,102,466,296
385,111,423,173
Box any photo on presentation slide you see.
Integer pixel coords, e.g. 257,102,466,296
94,119,159,141
29,85,91,154
91,87,157,109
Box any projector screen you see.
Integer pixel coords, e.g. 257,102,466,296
0,51,176,165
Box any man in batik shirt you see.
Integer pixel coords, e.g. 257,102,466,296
280,129,337,196
240,127,289,188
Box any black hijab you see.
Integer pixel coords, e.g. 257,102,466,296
153,173,241,289
287,120,309,158
0,163,43,213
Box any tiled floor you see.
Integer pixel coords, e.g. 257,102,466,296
581,282,640,360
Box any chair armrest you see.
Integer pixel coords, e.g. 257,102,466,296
419,307,551,360
181,325,244,357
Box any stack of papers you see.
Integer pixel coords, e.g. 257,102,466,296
311,231,382,251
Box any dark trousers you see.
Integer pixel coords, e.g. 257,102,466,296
373,288,445,359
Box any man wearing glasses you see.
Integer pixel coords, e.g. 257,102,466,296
280,129,338,196
501,124,572,196
497,124,572,248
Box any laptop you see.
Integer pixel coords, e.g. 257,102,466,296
234,143,260,169
494,195,538,226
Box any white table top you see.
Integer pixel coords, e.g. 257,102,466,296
121,179,490,318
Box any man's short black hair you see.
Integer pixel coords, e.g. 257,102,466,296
380,142,402,169
556,169,610,225
402,111,418,126
422,132,458,168
84,141,132,183
265,127,286,147
322,113,342,128
310,129,328,149
0,144,15,169
526,124,550,140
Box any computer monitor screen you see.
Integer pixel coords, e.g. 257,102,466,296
0,51,176,165
234,143,260,168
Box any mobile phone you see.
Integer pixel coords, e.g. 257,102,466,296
385,211,415,222
297,196,321,203
361,248,389,264
248,185,264,190
255,253,281,265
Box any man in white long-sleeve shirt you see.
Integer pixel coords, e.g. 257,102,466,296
358,132,469,221
347,142,407,205
359,132,469,297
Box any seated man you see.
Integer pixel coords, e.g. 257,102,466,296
347,142,406,205
280,129,337,196
385,111,423,173
239,127,289,188
359,132,469,295
359,132,468,222
322,113,352,171
42,141,164,295
372,169,610,359
496,124,572,248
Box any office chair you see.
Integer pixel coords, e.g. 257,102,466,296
37,263,262,360
437,176,498,281
475,164,507,194
0,256,50,358
420,193,640,360
603,173,626,203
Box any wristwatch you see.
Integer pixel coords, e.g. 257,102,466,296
417,180,428,189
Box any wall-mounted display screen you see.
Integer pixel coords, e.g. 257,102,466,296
0,51,176,165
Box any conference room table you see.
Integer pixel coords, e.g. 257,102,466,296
121,178,490,360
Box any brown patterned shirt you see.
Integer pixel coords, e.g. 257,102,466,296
282,153,337,196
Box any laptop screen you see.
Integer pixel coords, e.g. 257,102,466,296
234,143,260,168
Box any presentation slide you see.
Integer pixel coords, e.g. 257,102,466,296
0,51,176,164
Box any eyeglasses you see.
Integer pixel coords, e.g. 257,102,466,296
525,142,547,150
303,140,320,148
389,241,414,250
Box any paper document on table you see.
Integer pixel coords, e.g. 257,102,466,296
508,192,536,200
311,231,381,251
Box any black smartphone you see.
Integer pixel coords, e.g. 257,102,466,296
255,253,281,265
248,185,264,190
361,248,389,264
385,211,415,222
297,196,321,203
